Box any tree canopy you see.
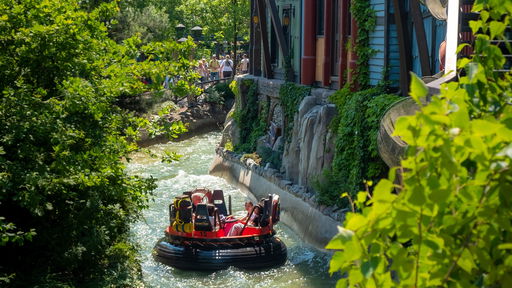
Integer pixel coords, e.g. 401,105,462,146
0,0,194,285
111,0,250,49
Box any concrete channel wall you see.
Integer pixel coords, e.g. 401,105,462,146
209,148,343,250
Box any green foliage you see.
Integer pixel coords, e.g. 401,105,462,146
0,217,36,246
0,0,191,285
328,3,512,287
174,0,250,45
224,141,234,151
233,81,309,165
110,5,172,43
205,82,235,106
258,146,283,170
316,87,400,206
279,82,311,140
350,0,377,88
233,79,267,153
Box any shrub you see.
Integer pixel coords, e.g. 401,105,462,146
328,2,512,287
315,87,400,206
204,82,235,107
233,80,267,153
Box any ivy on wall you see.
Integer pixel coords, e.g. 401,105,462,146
315,86,401,206
233,79,267,153
351,0,377,88
231,80,311,170
279,82,311,140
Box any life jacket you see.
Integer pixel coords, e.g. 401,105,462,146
170,195,193,233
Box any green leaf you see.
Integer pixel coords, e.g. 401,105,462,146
329,251,346,273
346,214,369,232
498,243,512,250
489,21,506,39
348,269,364,284
469,20,483,35
472,119,501,136
356,192,367,205
372,179,396,203
409,73,428,104
326,226,354,249
467,62,487,83
361,257,380,278
335,278,348,288
423,235,445,253
407,186,427,207
457,248,476,273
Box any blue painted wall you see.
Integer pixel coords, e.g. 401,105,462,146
387,0,401,87
369,0,386,86
369,0,447,88
411,4,447,76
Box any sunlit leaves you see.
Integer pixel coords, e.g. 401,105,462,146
0,0,165,285
409,73,428,104
328,2,512,287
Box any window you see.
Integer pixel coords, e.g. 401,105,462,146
316,0,325,36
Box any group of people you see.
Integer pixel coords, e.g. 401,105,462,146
226,200,261,236
197,54,250,82
190,192,260,237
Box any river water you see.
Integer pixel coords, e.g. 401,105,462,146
126,132,338,287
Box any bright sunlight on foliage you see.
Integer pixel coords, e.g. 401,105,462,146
0,0,195,285
328,2,512,287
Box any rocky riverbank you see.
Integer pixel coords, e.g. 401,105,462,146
137,102,229,147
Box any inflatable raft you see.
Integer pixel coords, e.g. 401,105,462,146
153,188,287,270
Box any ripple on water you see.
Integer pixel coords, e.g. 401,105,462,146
127,132,339,287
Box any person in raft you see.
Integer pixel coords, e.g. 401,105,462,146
227,203,261,236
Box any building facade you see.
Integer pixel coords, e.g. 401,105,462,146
249,0,454,93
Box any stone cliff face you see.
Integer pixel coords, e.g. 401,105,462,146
220,76,337,193
282,96,337,188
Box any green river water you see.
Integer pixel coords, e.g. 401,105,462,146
126,132,338,288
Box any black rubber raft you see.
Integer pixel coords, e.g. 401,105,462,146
153,189,287,271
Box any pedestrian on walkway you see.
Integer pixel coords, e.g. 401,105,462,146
220,55,234,79
209,55,220,80
239,54,249,74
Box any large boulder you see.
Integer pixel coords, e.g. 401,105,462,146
282,97,337,187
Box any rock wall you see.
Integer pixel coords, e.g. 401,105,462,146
282,94,337,187
209,148,343,249
221,76,337,192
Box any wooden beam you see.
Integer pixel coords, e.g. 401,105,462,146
249,0,255,75
301,0,316,85
250,0,262,76
256,0,273,78
265,0,294,81
410,0,432,76
392,0,412,96
339,0,348,86
444,0,460,73
322,0,332,87
253,12,262,76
